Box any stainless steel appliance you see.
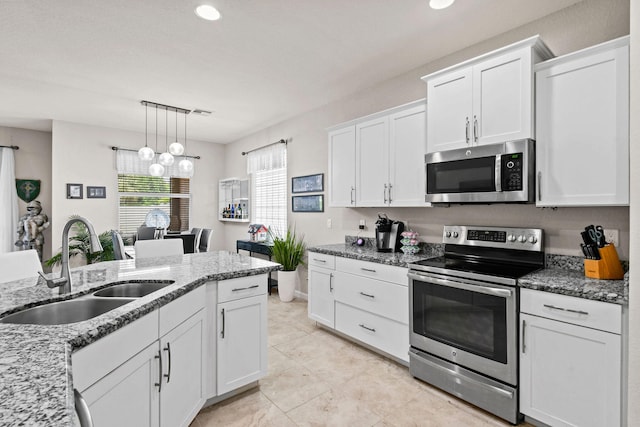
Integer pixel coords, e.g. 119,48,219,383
408,225,544,424
375,213,404,252
425,139,535,204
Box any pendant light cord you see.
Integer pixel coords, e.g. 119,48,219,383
155,105,159,159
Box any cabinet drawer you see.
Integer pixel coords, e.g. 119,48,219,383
335,257,408,285
333,271,408,323
159,285,206,337
308,252,335,270
218,274,267,303
335,302,409,362
520,289,621,334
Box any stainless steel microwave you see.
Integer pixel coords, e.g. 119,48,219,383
425,139,535,204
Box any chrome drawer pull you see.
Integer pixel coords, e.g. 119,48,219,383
521,319,526,354
232,284,260,292
313,258,327,263
543,304,589,316
74,389,94,427
154,350,162,392
358,323,376,333
359,292,375,299
361,268,376,273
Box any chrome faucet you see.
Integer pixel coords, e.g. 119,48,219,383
50,216,103,294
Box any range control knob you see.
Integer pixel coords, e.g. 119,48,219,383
529,236,538,244
507,234,516,242
445,231,452,238
518,235,527,243
452,231,459,238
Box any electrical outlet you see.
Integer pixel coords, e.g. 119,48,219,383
327,218,332,229
605,229,619,246
359,219,365,230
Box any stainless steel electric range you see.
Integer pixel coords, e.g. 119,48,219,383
408,225,544,424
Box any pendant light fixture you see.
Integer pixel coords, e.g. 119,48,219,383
138,103,155,161
178,112,194,177
159,108,175,166
149,105,165,177
429,0,455,9
169,109,185,156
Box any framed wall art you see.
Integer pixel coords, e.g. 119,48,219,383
87,186,106,199
292,173,323,193
292,194,324,212
66,183,83,199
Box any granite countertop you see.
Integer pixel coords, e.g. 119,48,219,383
0,251,281,426
307,243,439,267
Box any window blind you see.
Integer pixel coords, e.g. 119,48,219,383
252,167,287,235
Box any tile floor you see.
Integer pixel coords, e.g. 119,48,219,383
191,295,531,427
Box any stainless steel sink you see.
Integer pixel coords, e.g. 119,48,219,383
0,298,134,325
92,280,175,298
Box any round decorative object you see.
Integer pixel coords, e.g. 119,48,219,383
178,158,194,176
138,146,155,161
169,142,185,156
145,209,170,228
149,163,165,176
159,152,175,166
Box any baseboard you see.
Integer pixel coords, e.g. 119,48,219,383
294,290,308,300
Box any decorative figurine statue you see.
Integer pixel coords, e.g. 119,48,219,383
15,200,50,261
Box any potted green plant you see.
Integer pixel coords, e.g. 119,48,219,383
269,227,305,302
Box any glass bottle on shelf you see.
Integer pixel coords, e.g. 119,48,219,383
237,204,242,219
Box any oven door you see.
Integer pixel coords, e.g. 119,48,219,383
408,270,517,385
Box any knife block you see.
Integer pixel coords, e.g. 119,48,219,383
584,244,624,280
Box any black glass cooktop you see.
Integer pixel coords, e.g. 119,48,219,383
411,256,543,280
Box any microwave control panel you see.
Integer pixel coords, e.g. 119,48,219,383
501,153,523,191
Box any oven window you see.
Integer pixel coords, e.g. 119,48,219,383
427,157,496,194
413,280,507,363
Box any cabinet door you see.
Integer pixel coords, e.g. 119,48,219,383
81,343,160,427
473,48,533,145
426,67,472,153
160,310,205,427
356,116,389,206
308,266,334,328
328,126,356,207
217,295,268,395
388,104,427,206
536,43,629,206
520,313,621,427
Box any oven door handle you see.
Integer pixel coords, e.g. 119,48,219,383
408,272,512,298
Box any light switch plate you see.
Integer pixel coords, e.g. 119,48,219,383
605,229,619,246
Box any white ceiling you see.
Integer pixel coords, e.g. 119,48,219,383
0,0,582,143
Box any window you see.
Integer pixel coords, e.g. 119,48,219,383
248,143,287,234
118,174,190,236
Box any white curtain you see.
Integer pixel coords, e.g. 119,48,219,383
0,148,19,253
246,142,287,174
116,149,195,177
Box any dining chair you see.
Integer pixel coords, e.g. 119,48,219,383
136,225,157,241
198,228,212,252
190,228,202,252
0,250,43,283
111,230,128,260
134,239,184,259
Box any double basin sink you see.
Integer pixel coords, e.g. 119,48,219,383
0,280,175,325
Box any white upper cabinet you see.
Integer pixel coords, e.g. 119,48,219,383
423,36,553,153
328,99,427,208
535,36,629,207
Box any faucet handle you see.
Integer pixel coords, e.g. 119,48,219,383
38,271,68,289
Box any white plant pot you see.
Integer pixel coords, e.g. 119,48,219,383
277,269,297,302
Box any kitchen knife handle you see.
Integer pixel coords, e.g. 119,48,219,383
537,171,542,201
473,115,478,142
465,117,470,144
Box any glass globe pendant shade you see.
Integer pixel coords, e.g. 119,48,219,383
138,146,155,161
169,141,185,156
178,158,194,176
149,163,165,177
159,152,175,166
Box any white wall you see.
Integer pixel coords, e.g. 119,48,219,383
51,121,227,257
0,126,52,261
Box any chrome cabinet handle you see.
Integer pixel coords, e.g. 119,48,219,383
388,183,392,203
543,304,589,316
473,115,478,142
221,308,226,339
521,319,526,354
465,117,470,144
359,323,376,333
329,273,333,292
383,183,388,204
350,186,355,205
313,258,326,263
232,284,259,292
74,389,94,427
163,342,172,383
537,171,542,201
361,268,376,273
154,350,163,392
359,292,375,299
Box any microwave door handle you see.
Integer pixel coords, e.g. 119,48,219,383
408,272,512,298
495,155,502,192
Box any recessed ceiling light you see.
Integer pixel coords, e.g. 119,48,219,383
195,5,221,21
429,0,455,10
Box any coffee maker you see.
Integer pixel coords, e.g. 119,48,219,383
375,213,405,252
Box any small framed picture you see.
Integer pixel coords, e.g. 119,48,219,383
87,186,106,199
66,183,83,199
292,195,324,212
292,173,324,193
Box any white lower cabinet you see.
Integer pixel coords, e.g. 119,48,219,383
520,289,622,427
307,253,409,363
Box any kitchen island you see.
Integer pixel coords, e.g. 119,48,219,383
0,251,281,426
